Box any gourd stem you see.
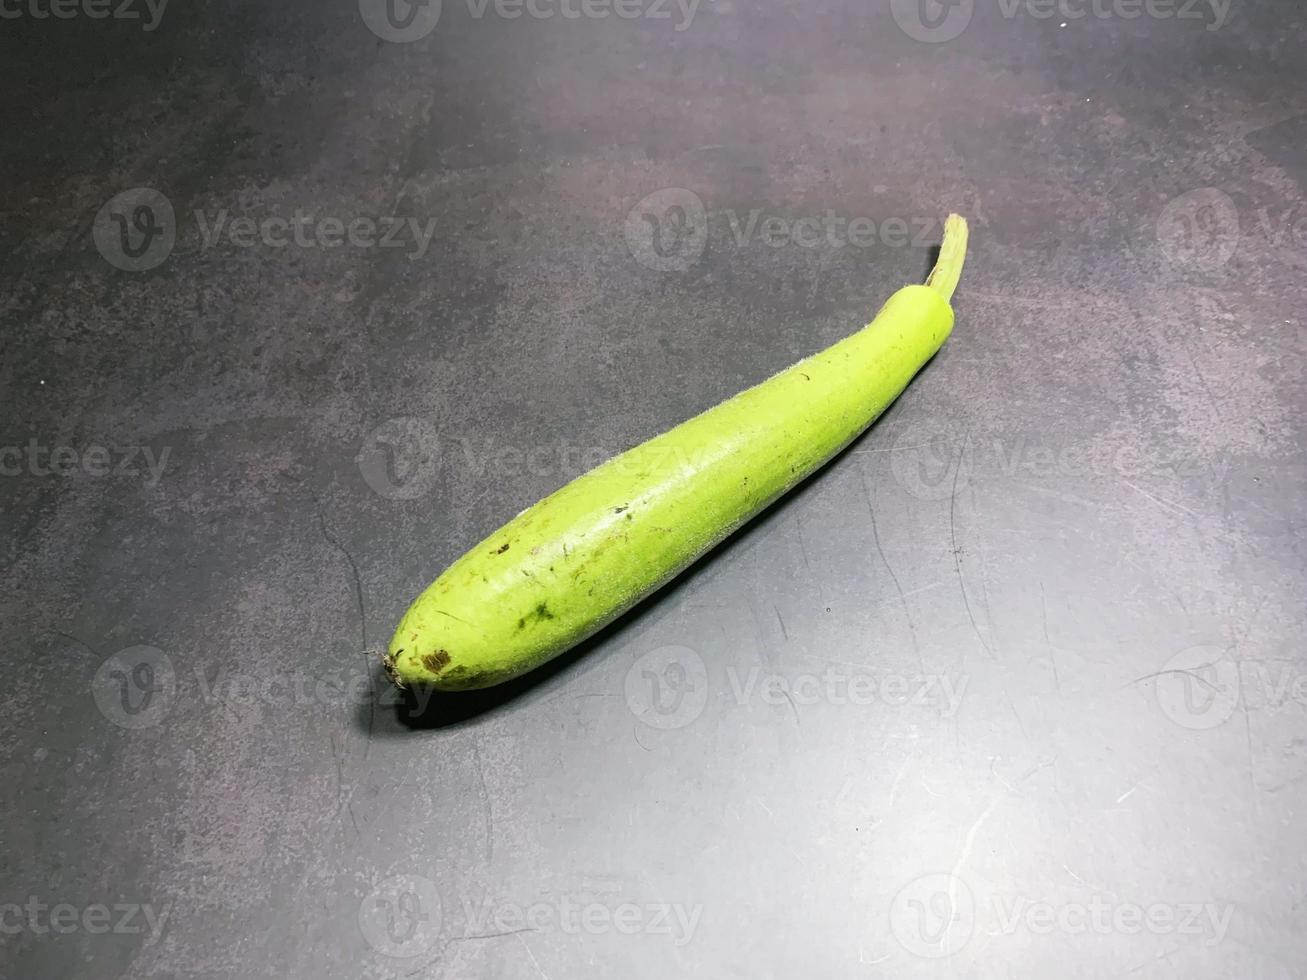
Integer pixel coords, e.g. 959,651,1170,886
925,213,968,303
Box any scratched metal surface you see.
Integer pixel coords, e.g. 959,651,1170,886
2,2,1306,978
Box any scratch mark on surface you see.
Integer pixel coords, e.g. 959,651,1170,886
1008,702,1029,741
795,516,813,575
870,580,946,608
52,630,101,658
632,722,652,752
1018,757,1056,784
886,756,910,812
1010,482,1103,510
773,604,789,641
517,933,551,980
859,466,924,674
1122,479,1200,520
949,436,994,659
780,687,800,725
944,797,998,948
401,954,444,978
471,736,494,862
329,732,361,838
1241,696,1261,816
808,249,830,307
454,927,539,942
1039,583,1062,694
318,503,376,755
989,757,1019,794
1126,666,1224,691
850,444,929,454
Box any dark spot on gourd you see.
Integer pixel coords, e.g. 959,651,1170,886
614,505,627,513
422,649,451,673
516,601,556,630
493,542,510,554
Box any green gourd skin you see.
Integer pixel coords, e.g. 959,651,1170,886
385,216,967,691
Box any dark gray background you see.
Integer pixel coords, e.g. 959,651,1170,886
2,1,1305,977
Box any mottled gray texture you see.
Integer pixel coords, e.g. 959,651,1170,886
2,2,1305,978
